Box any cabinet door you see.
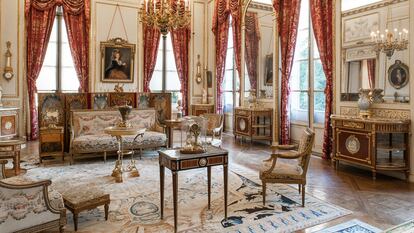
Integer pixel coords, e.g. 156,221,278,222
235,115,251,136
336,129,373,166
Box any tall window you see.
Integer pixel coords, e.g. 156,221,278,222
149,33,182,110
222,23,240,115
37,7,79,92
290,0,326,125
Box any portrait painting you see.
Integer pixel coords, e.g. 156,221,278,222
101,38,135,83
388,60,409,89
264,54,273,86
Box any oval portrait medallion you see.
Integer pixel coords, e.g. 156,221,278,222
345,135,360,154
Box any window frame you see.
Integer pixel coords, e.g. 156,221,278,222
37,7,79,93
290,0,326,127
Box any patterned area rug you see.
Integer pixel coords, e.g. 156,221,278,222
21,158,351,232
315,219,382,233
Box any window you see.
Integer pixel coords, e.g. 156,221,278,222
290,0,326,125
37,7,79,92
149,33,182,110
222,23,240,115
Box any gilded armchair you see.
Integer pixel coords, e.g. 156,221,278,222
1,159,7,179
259,128,315,207
201,113,224,147
0,176,66,233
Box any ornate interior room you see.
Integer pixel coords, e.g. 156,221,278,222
0,0,414,232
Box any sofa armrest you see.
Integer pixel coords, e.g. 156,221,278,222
0,178,66,232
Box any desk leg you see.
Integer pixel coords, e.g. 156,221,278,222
223,164,228,219
172,171,178,233
207,166,211,209
160,165,165,219
168,127,173,148
13,151,21,175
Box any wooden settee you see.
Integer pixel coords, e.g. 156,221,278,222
69,108,167,163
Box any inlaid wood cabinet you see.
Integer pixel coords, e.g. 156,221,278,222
234,107,272,144
331,115,410,180
191,104,215,116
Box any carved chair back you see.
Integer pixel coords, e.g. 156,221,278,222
297,128,315,178
201,113,224,136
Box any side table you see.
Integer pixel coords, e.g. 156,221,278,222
0,137,26,176
159,146,228,233
39,126,64,163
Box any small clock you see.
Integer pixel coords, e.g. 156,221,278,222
3,71,13,80
3,41,13,81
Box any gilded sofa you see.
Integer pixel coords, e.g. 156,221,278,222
69,108,167,162
0,169,66,233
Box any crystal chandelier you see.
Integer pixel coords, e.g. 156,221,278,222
371,28,408,58
139,0,191,35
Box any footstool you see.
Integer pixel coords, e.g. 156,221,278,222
62,187,110,231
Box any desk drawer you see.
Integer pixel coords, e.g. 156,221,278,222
40,133,62,143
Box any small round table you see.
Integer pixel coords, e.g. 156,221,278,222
104,127,146,183
0,137,26,176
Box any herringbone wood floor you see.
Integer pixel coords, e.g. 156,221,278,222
17,133,414,232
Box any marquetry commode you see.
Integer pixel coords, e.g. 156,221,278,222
331,115,410,180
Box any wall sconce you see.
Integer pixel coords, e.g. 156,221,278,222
195,54,202,84
3,41,14,80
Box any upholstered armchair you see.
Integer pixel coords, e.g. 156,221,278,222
259,128,315,207
0,176,66,233
0,159,6,179
202,113,224,147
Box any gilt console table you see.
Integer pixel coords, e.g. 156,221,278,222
158,146,228,233
331,115,410,180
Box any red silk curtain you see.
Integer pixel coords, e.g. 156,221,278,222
310,0,333,159
273,0,301,144
245,12,260,90
62,0,90,92
367,59,376,88
229,0,241,76
142,0,161,93
25,0,57,140
212,0,230,113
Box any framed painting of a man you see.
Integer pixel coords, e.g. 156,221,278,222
101,37,135,83
388,60,409,89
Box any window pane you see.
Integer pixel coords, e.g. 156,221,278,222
313,38,320,59
223,92,234,114
314,59,326,90
291,60,309,90
298,0,309,30
37,67,57,91
43,42,57,67
61,67,79,91
61,19,69,43
314,91,325,124
149,71,163,91
61,43,74,67
49,20,58,42
166,51,177,70
290,91,309,122
295,30,309,60
223,70,233,91
225,48,234,69
166,72,181,91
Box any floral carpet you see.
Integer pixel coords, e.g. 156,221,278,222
20,158,351,233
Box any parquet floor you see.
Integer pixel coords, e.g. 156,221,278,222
18,133,414,232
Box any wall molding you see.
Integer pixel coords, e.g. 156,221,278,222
342,0,408,17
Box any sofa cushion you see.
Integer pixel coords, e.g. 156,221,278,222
72,131,166,153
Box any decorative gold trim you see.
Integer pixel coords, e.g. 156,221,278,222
248,2,273,11
342,0,408,17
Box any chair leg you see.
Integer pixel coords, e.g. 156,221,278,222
59,225,64,233
302,184,305,207
104,151,107,163
262,181,266,205
298,184,301,194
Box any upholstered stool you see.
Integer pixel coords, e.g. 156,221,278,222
62,187,110,231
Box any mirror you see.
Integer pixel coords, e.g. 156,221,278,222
242,0,274,100
341,59,376,101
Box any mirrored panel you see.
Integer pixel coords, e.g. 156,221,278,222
341,59,376,101
243,0,274,100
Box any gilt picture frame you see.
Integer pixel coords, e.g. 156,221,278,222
388,60,409,90
101,37,135,83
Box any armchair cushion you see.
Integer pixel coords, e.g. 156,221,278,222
260,160,303,180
